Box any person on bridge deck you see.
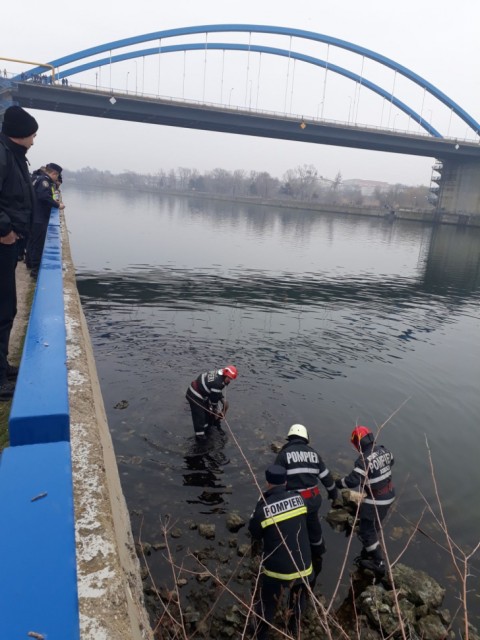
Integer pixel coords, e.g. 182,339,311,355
26,162,65,279
248,464,313,640
185,365,238,438
336,426,395,578
0,105,38,400
275,423,343,585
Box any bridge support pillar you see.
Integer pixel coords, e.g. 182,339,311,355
437,159,480,219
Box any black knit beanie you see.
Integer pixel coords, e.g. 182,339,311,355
1,105,39,138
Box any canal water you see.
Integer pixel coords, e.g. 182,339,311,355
64,186,480,624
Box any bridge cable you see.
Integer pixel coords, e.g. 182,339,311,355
157,39,162,96
321,43,329,120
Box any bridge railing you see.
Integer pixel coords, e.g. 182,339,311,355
0,207,80,639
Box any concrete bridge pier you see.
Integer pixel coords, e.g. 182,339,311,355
436,158,480,219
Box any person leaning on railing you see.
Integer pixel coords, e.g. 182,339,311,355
0,106,39,400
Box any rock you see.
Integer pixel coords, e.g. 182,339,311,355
416,614,448,640
198,524,215,539
170,528,182,539
226,511,246,533
237,543,251,557
151,542,166,551
325,507,355,531
176,578,188,587
270,440,284,453
389,564,445,608
114,399,129,410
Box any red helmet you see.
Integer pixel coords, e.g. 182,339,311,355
351,426,372,450
223,365,238,380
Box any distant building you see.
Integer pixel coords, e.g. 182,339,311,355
342,179,390,196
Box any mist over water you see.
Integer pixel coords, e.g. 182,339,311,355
64,186,480,620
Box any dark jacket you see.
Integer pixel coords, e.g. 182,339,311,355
336,434,395,518
0,133,34,237
188,369,227,406
249,485,312,581
275,437,338,500
32,169,59,224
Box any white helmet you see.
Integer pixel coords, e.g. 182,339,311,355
287,424,309,441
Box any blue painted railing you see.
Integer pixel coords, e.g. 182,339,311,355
0,208,80,639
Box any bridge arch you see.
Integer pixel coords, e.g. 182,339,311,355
22,24,479,138
51,43,441,138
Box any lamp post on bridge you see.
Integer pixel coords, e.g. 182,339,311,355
393,112,400,130
126,71,130,93
229,87,234,107
134,60,138,94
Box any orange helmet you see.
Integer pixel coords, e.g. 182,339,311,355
351,426,372,450
223,365,238,380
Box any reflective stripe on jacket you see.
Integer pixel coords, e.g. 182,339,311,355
188,369,226,404
275,437,338,500
249,485,312,581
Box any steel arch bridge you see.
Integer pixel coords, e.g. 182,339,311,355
19,24,480,140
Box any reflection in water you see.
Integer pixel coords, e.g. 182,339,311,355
183,428,230,510
65,190,480,622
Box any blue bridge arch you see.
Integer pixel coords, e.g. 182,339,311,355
21,24,479,139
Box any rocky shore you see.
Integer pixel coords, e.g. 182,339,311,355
138,487,479,639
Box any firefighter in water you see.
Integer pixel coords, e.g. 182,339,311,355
275,423,342,584
249,464,313,640
186,365,238,438
336,426,395,578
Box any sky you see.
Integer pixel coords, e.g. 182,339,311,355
1,0,479,185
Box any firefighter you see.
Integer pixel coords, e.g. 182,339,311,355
275,423,342,583
336,426,395,578
185,365,238,438
249,464,312,640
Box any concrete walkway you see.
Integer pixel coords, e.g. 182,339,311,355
10,222,153,639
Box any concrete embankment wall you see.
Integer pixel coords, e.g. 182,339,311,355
0,209,153,639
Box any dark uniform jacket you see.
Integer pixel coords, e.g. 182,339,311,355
32,170,59,224
275,437,338,500
188,370,227,407
249,485,312,581
0,133,34,237
337,436,395,518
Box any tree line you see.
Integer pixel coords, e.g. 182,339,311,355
63,164,431,209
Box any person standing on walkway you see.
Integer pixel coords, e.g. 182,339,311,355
336,426,395,578
0,105,38,400
275,423,342,584
249,464,313,640
186,365,238,438
26,162,64,279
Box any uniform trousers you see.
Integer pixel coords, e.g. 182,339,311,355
253,574,310,640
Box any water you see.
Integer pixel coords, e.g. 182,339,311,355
64,186,480,624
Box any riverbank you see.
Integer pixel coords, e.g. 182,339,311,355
1,223,153,638
66,180,480,227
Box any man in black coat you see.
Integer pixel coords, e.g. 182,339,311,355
336,426,395,578
249,464,313,640
0,106,38,400
275,423,342,583
27,162,64,279
186,365,238,438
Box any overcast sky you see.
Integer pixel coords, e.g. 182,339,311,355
2,0,479,185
